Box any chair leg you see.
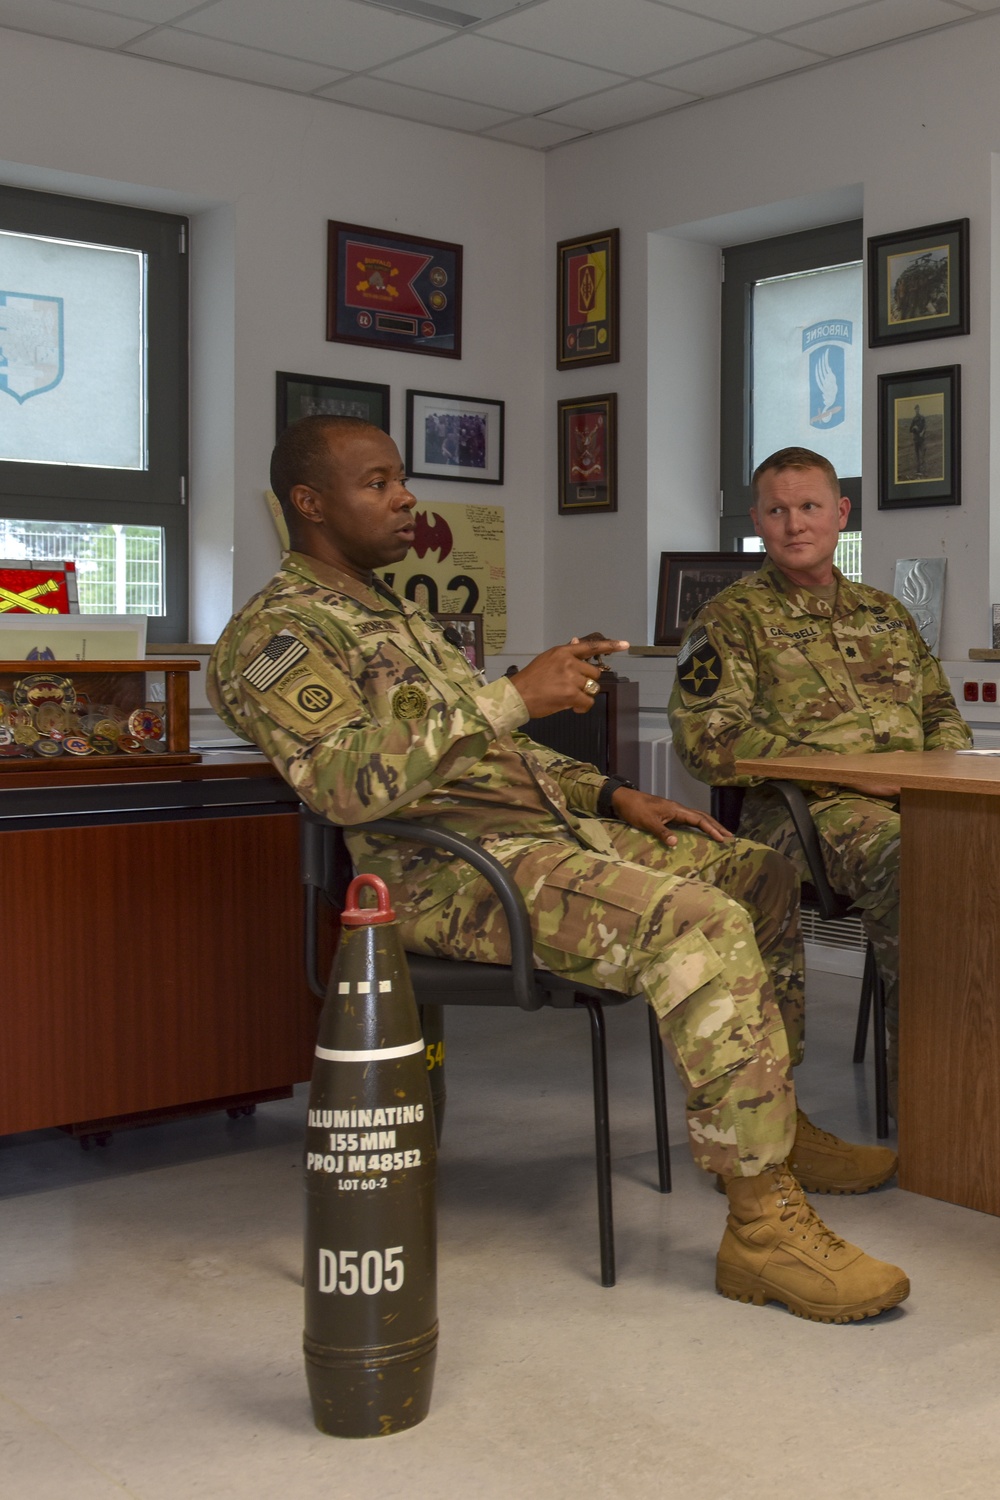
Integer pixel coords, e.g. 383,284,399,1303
873,972,889,1140
647,1007,672,1194
580,996,615,1288
853,942,876,1064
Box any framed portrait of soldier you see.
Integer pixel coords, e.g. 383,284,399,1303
878,365,961,509
867,219,969,347
557,393,617,515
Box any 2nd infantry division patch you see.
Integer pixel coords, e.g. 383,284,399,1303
676,626,722,700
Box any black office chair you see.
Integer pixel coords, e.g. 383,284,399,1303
300,807,672,1287
711,782,888,1138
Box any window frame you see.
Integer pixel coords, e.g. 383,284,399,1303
0,185,189,641
720,219,863,551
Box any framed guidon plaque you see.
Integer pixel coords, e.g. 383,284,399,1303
557,228,619,370
327,221,462,359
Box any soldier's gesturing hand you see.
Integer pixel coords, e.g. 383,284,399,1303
512,637,629,718
610,788,734,847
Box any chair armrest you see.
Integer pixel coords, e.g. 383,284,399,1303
346,816,543,1012
763,780,849,923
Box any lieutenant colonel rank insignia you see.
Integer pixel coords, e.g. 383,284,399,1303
676,626,722,700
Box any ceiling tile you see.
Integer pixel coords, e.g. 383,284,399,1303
543,78,695,129
484,116,590,147
479,0,752,76
58,0,209,19
375,33,625,111
125,27,349,90
0,0,150,46
178,0,448,71
661,0,875,30
780,0,972,53
650,35,824,92
319,75,515,129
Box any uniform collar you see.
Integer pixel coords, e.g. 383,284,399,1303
282,550,410,614
761,555,865,620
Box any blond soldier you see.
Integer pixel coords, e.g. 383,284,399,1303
209,418,908,1322
669,446,970,1111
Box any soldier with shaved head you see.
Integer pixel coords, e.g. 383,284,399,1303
209,418,909,1322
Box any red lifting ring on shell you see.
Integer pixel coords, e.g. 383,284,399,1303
340,871,397,927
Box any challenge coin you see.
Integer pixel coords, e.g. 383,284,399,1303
128,708,164,741
62,735,93,756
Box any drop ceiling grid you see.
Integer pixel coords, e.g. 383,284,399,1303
0,0,994,149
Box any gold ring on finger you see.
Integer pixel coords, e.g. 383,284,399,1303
584,678,599,696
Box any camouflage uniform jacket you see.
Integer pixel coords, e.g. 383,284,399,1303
668,556,970,790
207,552,617,917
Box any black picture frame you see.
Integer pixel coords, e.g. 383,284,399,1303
327,221,462,359
275,371,389,438
434,611,484,670
557,393,617,515
878,365,961,510
406,390,504,484
654,551,765,647
556,227,620,370
867,218,969,347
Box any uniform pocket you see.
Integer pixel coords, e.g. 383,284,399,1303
641,928,758,1090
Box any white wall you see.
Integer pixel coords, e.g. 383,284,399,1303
0,29,545,649
545,17,1000,661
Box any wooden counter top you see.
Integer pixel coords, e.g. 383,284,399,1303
736,748,1000,797
0,747,280,792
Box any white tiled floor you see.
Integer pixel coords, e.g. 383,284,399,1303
3,971,1000,1499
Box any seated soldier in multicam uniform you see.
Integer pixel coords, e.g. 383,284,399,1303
669,445,971,1113
208,417,908,1324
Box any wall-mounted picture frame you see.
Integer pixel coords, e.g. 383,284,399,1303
275,371,389,438
327,221,462,359
877,365,961,510
654,551,765,647
867,218,969,347
556,227,619,370
557,393,617,515
434,611,485,670
406,390,504,484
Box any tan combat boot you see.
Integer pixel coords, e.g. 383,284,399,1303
717,1166,909,1323
789,1109,897,1194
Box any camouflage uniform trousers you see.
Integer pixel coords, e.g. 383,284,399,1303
392,823,802,1178
739,787,900,1071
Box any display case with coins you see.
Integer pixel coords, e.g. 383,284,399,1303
0,660,200,770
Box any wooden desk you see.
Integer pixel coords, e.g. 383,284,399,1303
0,752,323,1139
737,750,1000,1215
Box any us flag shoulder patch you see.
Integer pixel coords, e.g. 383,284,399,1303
242,631,309,692
677,626,708,670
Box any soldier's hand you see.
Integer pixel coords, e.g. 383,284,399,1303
512,637,629,718
610,788,733,847
838,777,901,800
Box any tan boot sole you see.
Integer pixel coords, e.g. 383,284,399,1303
792,1165,897,1195
715,1265,910,1323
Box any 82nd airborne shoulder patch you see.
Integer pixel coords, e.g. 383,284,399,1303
676,625,723,700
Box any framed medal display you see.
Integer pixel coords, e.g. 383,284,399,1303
557,393,617,515
556,228,619,370
327,221,462,359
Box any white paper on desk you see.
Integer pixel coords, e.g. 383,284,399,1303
955,749,1000,755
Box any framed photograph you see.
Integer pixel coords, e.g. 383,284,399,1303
406,390,504,484
878,365,961,510
556,227,619,370
557,393,617,515
867,218,969,347
327,221,462,359
275,371,389,438
654,552,765,647
434,611,484,670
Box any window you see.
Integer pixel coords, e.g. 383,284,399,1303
720,220,862,561
0,185,188,641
